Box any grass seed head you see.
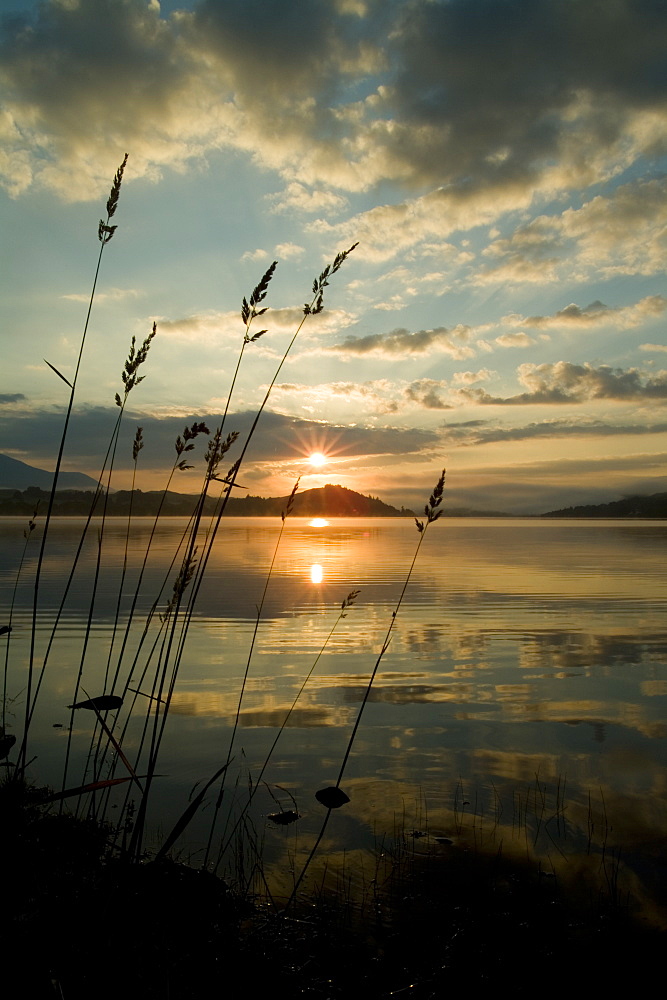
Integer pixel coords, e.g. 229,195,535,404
206,432,240,482
282,477,300,521
106,153,128,219
117,323,157,404
415,470,446,532
98,153,128,242
242,260,278,328
304,243,358,316
132,426,144,462
341,589,361,615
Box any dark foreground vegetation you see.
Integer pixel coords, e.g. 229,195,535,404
2,777,664,999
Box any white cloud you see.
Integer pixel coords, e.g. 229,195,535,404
453,369,495,385
476,177,667,286
268,182,348,215
272,378,400,414
274,242,305,260
61,287,140,303
494,333,537,348
241,248,269,262
157,306,357,342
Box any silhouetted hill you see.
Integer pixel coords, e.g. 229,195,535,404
542,492,667,518
0,453,99,491
272,484,408,517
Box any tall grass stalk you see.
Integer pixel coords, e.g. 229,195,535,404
2,506,38,734
287,471,446,907
167,245,358,679
17,154,129,773
93,423,211,816
123,259,284,832
59,327,157,799
102,426,144,694
126,246,357,860
201,478,301,867
214,588,361,873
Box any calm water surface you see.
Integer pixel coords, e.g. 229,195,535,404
1,517,666,900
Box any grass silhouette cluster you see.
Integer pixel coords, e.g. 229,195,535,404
1,157,664,998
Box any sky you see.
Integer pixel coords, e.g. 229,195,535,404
1,0,666,514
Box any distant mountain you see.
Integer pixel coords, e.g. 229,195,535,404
0,483,413,517
0,453,99,491
542,493,667,518
4,469,663,518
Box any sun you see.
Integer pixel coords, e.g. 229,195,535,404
308,452,328,468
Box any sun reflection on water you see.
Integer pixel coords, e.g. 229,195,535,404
310,563,323,584
309,518,329,527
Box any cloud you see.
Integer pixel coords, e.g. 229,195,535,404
457,362,667,406
0,404,438,472
441,418,667,447
156,306,356,341
0,0,384,200
478,177,667,285
404,379,452,410
2,0,664,241
61,287,141,303
273,242,304,260
452,369,495,385
511,295,667,331
329,324,476,359
241,248,269,263
494,333,537,348
0,393,26,405
640,343,667,353
267,182,348,215
272,379,399,414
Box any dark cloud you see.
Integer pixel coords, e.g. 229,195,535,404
389,0,667,190
514,295,667,329
0,405,438,473
0,0,187,195
524,301,611,327
405,380,453,410
0,393,26,404
4,0,663,205
329,325,473,359
191,0,375,103
441,419,667,446
458,363,667,405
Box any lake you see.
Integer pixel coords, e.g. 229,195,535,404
1,516,666,908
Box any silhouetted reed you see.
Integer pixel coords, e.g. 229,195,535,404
287,471,446,907
3,163,657,1000
0,182,444,909
18,153,129,772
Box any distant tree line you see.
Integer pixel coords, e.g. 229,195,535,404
0,484,413,518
